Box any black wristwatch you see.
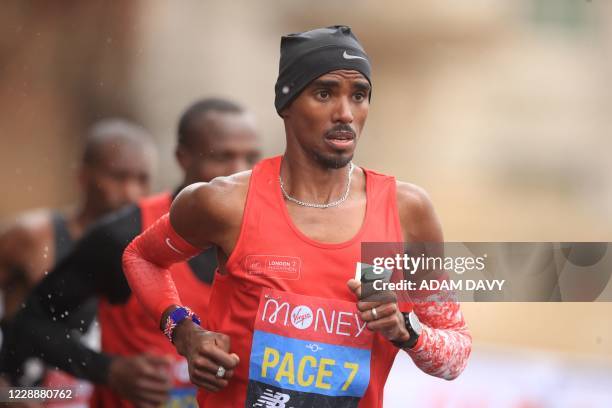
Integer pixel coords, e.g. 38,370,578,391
391,311,422,350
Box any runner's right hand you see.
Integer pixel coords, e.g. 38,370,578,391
173,320,240,392
107,353,173,408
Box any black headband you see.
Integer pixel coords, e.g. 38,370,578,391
274,25,372,115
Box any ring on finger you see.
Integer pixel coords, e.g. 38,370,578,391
371,307,378,320
216,365,226,378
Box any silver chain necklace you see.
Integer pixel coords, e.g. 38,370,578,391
279,162,355,208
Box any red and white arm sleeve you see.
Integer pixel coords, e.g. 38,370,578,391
406,301,472,380
122,213,202,322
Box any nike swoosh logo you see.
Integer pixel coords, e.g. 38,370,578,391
343,51,367,61
165,238,184,254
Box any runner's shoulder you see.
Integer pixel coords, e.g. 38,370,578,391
172,170,252,225
395,181,442,242
395,181,432,217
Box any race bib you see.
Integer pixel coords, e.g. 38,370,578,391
246,288,373,408
162,387,198,408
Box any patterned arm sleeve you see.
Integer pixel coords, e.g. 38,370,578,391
405,301,472,380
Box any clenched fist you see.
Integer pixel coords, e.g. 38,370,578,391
107,353,173,408
173,320,240,392
347,279,411,344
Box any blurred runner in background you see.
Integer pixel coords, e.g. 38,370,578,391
14,98,261,408
0,118,157,407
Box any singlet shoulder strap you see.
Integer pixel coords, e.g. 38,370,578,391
224,156,281,270
361,167,404,243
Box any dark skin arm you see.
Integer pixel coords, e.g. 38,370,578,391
163,173,250,392
348,181,444,346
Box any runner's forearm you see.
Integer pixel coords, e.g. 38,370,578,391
15,295,112,383
123,213,201,323
406,301,472,380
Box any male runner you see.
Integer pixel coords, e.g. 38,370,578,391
14,98,261,408
123,26,472,407
0,118,156,397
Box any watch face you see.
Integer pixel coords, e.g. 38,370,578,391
408,312,422,335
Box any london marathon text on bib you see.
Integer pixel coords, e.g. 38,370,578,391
247,288,373,408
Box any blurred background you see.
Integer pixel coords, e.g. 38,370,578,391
1,1,611,406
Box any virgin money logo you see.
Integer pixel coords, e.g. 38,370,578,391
290,305,313,330
260,296,368,339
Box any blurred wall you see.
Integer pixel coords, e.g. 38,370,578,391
0,1,142,215
1,0,611,360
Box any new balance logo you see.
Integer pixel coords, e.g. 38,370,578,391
253,389,293,408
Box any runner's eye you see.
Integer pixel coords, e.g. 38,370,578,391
316,90,330,100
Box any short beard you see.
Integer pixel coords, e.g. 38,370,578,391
312,151,353,169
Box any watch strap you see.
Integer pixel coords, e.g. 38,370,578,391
391,312,420,349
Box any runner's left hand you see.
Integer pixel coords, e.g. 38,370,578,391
347,279,411,344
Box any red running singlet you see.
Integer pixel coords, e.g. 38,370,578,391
200,156,405,408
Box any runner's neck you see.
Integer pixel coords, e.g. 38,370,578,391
280,154,353,205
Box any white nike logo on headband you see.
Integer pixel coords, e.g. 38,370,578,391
342,51,367,61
